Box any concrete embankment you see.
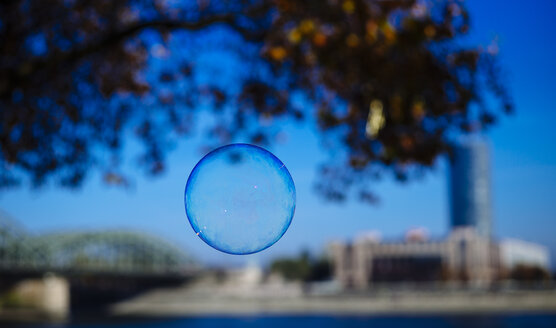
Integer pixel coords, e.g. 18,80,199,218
0,275,69,322
111,284,556,316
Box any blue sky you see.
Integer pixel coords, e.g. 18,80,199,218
1,0,555,268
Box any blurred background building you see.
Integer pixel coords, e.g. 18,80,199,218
499,239,550,275
449,139,493,238
330,227,496,289
331,140,550,289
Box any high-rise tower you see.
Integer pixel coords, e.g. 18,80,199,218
449,139,493,238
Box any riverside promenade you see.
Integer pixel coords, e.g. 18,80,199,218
111,281,556,317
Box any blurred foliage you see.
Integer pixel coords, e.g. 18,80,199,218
510,265,551,283
0,291,25,308
270,250,331,282
0,0,512,200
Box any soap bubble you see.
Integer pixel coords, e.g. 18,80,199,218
185,144,296,255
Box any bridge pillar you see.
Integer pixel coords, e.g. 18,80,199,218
9,273,69,319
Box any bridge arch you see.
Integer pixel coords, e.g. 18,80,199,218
0,212,198,276
31,231,198,275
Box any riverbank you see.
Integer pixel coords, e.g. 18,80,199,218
111,284,556,317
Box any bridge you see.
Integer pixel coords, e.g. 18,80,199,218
0,211,200,316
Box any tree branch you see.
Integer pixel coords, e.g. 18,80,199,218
2,14,264,99
61,14,264,66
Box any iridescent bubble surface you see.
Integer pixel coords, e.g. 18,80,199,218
184,144,296,255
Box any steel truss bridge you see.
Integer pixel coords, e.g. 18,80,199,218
0,211,198,278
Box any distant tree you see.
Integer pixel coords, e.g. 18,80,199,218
307,256,332,282
270,251,311,281
270,250,332,282
0,0,511,200
510,264,551,283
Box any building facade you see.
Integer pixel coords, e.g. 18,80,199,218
330,228,498,289
329,139,550,289
449,140,493,238
499,239,550,272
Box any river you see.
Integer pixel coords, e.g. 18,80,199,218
7,314,556,328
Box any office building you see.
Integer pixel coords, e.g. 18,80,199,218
449,139,492,238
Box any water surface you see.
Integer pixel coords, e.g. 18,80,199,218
9,314,556,328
